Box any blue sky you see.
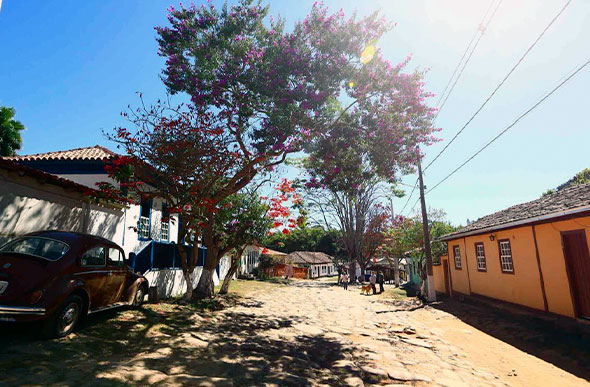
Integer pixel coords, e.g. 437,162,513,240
1,0,588,225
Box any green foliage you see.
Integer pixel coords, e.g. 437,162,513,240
0,106,25,157
262,225,343,257
382,209,457,265
216,191,274,255
543,168,590,196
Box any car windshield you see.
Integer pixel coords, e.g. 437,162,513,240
0,237,70,261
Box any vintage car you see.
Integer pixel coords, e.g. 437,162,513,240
0,230,149,337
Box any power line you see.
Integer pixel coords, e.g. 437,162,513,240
399,179,418,215
435,0,497,109
435,0,503,118
426,57,590,195
399,1,499,219
424,0,573,171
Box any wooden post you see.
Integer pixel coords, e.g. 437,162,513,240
418,159,436,302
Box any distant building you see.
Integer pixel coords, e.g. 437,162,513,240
239,245,286,276
287,251,336,278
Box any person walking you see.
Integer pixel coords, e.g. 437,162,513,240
377,271,384,294
342,273,349,290
369,272,377,295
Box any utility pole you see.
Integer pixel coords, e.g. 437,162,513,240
417,158,436,302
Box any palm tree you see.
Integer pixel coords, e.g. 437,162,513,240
0,106,25,156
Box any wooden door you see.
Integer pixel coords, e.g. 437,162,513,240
562,230,590,318
442,259,450,295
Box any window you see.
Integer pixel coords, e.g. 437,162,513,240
475,242,486,271
82,247,106,267
161,203,170,241
161,222,169,241
108,248,125,267
0,237,69,261
453,245,462,269
138,199,152,239
498,240,514,273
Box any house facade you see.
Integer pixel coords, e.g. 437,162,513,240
287,251,336,279
1,145,230,298
436,183,590,320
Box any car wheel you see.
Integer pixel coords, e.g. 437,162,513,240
133,285,146,307
43,295,83,338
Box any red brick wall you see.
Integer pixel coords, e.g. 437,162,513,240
265,264,308,279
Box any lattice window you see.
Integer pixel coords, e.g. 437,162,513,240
138,216,150,239
499,240,514,273
475,243,486,271
453,245,462,269
161,221,169,241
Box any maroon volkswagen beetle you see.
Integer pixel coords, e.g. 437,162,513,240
0,231,149,337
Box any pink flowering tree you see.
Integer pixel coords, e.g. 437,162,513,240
112,0,439,298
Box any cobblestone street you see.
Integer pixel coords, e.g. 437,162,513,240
1,279,588,386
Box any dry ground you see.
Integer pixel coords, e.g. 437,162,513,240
1,278,588,386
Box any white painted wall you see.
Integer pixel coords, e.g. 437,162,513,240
309,263,336,279
0,171,178,256
144,267,221,299
239,245,261,276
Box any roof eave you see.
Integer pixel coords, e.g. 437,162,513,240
440,205,590,241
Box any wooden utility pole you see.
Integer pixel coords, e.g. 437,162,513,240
417,158,436,302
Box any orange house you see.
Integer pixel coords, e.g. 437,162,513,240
434,183,590,320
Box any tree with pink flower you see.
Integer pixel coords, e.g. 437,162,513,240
106,0,437,298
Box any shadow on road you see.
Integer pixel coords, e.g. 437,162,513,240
431,298,590,381
0,299,360,386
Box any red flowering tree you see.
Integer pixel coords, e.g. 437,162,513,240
361,204,390,271
106,0,437,297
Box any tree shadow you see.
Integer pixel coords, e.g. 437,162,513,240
0,302,364,386
431,298,590,380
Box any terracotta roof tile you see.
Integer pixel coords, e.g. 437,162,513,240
442,183,590,240
6,145,117,162
287,251,333,265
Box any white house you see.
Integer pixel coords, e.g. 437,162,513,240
1,145,228,298
287,251,336,279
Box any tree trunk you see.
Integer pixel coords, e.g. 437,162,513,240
393,257,400,287
219,254,240,295
194,267,215,298
182,269,194,301
176,223,195,301
192,242,220,299
349,259,356,283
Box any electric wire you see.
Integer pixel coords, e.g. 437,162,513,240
435,0,497,109
435,0,503,118
424,0,573,172
426,57,590,195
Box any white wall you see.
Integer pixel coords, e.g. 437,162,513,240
144,267,221,299
57,173,118,190
240,245,260,275
0,171,178,257
309,263,336,278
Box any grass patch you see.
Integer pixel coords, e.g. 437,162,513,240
384,286,408,300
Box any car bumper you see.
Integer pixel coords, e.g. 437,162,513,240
0,305,46,316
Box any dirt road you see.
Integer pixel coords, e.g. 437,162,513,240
1,279,587,386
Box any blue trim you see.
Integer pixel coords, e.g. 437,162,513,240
172,244,176,268
148,200,153,239
150,241,155,270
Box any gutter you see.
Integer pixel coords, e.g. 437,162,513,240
440,205,590,241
